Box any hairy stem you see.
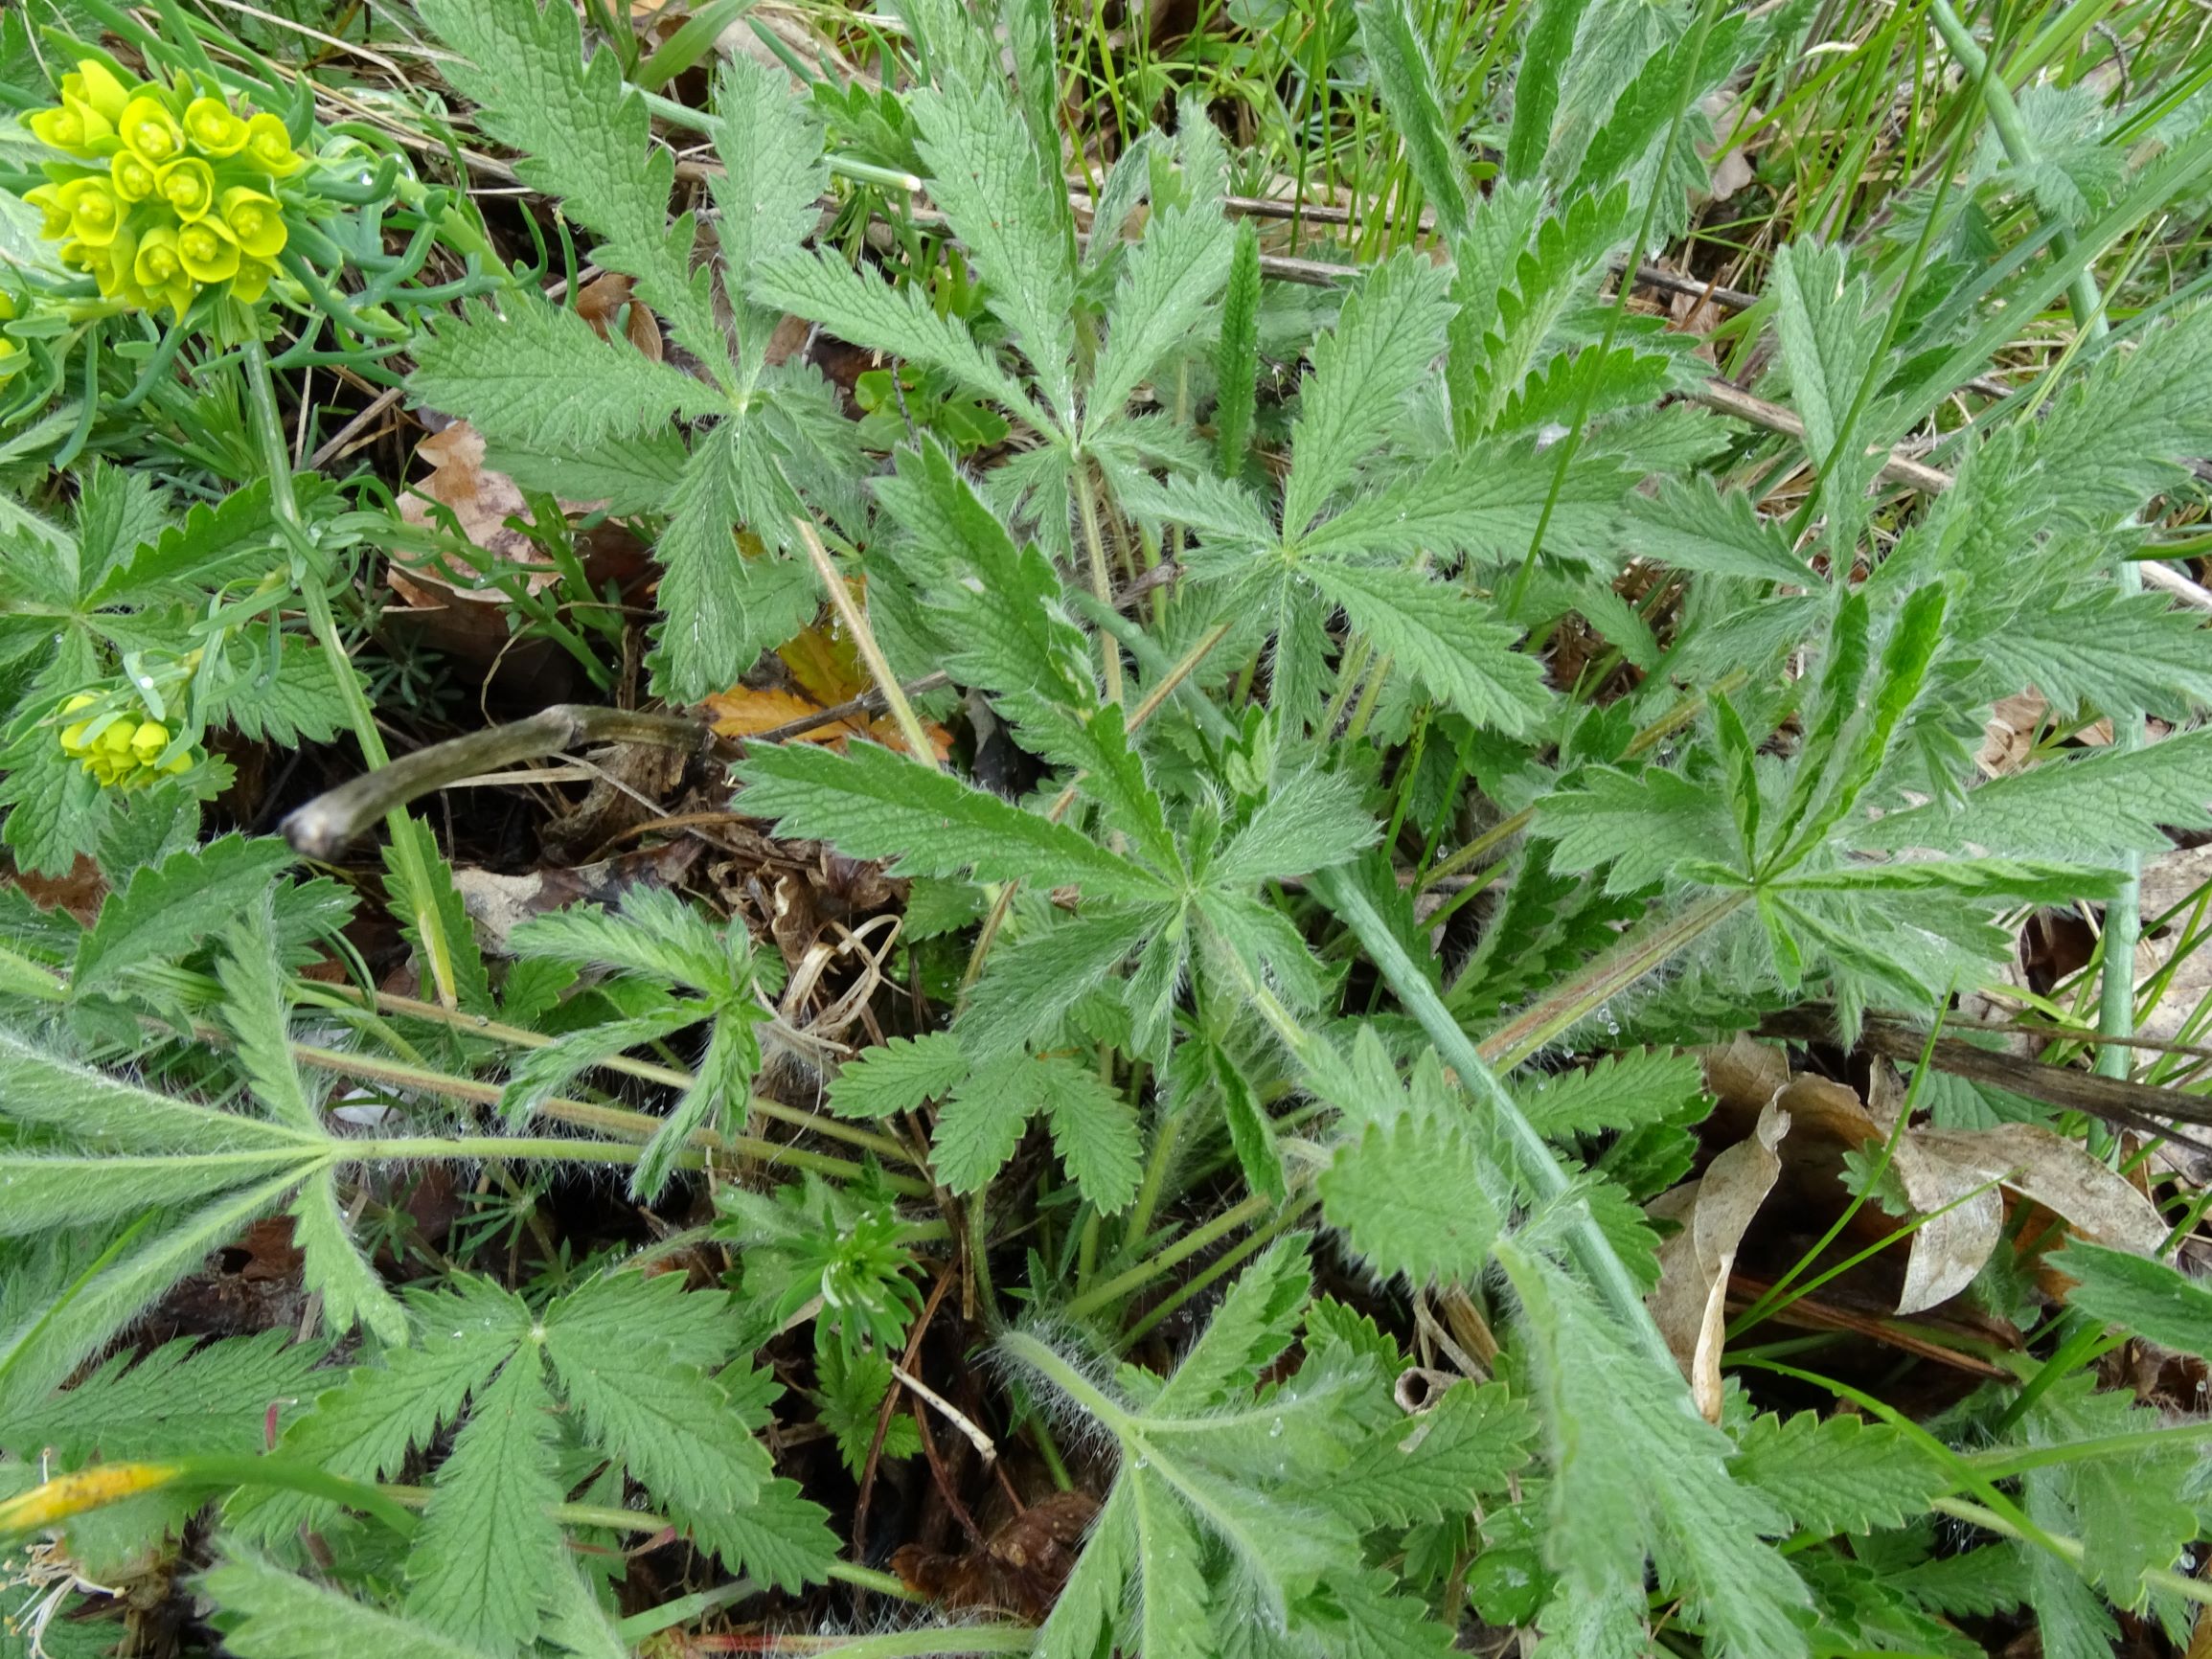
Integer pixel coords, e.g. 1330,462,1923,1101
240,332,464,1007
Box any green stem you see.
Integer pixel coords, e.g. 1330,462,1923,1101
1933,1496,2212,1608
1123,1099,1190,1251
323,988,915,1165
1074,466,1125,706
1475,892,1751,1069
239,331,462,1009
286,1041,931,1194
1062,1192,1274,1320
997,1329,1131,1432
1122,1192,1318,1347
1966,1419,2212,1481
356,1136,650,1168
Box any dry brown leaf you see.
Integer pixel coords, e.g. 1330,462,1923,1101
1649,1099,1789,1420
1700,1033,1790,1121
575,272,665,360
395,420,547,574
1910,1124,2169,1259
701,684,949,761
1977,690,2047,778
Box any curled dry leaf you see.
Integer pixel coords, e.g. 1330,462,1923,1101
1910,1124,2169,1260
574,272,665,361
1694,1043,2171,1324
1648,1098,1789,1421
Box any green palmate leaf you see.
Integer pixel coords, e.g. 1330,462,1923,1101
2018,1368,2199,1603
1505,0,1595,182
1977,586,2212,721
414,0,726,372
630,1011,761,1200
1767,857,2121,904
1537,763,1737,892
876,438,1097,743
0,1169,317,1420
1299,445,1630,565
225,1284,531,1544
827,1032,969,1119
1210,765,1376,892
1355,0,1475,244
956,905,1166,1060
1770,581,1948,871
1038,1482,1134,1659
710,56,829,350
72,833,297,996
510,883,738,993
928,1053,1039,1194
1,1331,327,1466
542,1291,772,1527
737,740,1173,900
1767,241,1881,472
650,420,821,704
1281,253,1456,534
929,1051,1139,1208
1203,1036,1285,1202
1320,1116,1502,1284
1041,1059,1143,1214
908,75,1076,423
202,1554,489,1659
1495,1238,1810,1658
1571,10,1746,202
1060,703,1178,872
1305,562,1551,736
1215,221,1262,473
1156,1235,1311,1412
1452,186,1633,439
0,1151,308,1237
542,1562,628,1659
1085,198,1236,434
82,479,278,607
408,295,716,453
1890,1548,2030,1618
2007,305,2212,534
1857,726,2212,863
200,631,360,747
497,1006,703,1126
404,1350,564,1656
686,1477,839,1593
814,1343,922,1474
1728,1412,1950,1536
755,252,1047,428
217,905,315,1133
0,1029,315,1154
1515,1048,1705,1139
489,429,689,514
1622,477,1813,583
2048,1240,2212,1360
289,1168,408,1345
1330,1380,1537,1529
1131,1469,1214,1659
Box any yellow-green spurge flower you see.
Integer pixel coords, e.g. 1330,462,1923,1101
57,693,194,789
22,61,307,319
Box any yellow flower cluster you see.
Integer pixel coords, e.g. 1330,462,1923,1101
57,695,194,788
0,289,16,376
23,59,304,318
